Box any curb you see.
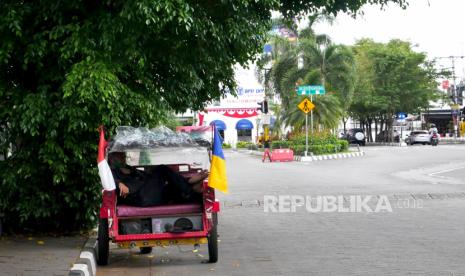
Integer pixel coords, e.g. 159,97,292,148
69,238,97,276
295,151,365,162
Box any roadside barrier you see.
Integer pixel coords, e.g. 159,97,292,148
270,149,294,162
262,148,272,162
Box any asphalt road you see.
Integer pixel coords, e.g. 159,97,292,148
97,145,465,276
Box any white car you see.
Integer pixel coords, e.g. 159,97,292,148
407,130,431,145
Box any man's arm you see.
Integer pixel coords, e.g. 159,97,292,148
112,167,145,198
118,182,129,198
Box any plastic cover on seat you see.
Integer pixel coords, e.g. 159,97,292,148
107,126,211,168
108,126,211,152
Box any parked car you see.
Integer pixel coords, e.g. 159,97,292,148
406,130,431,145
344,128,366,146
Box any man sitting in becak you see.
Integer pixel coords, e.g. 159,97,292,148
109,152,208,207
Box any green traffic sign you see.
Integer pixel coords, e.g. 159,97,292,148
297,85,325,95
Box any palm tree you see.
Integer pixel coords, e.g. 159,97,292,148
299,35,355,96
256,16,355,134
268,103,283,139
283,95,343,132
268,35,354,131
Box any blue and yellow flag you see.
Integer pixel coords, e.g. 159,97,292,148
208,127,228,193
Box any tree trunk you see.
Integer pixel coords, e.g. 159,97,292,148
370,121,373,142
374,118,378,142
387,115,394,142
365,122,369,142
379,117,385,135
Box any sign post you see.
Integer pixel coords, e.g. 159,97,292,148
297,85,325,136
298,98,315,156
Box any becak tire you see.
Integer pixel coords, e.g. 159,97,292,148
97,218,110,266
208,213,218,263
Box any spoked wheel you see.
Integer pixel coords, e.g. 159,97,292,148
140,247,152,254
97,218,110,266
208,213,218,263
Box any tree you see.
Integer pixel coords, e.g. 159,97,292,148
269,102,285,139
283,95,343,132
263,25,354,132
278,0,408,17
299,35,355,132
350,39,440,142
0,0,408,232
0,0,270,232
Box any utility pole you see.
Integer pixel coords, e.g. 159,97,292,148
435,55,465,137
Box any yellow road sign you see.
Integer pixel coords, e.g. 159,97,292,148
298,98,315,114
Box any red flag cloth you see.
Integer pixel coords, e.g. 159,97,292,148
198,112,205,126
98,127,116,191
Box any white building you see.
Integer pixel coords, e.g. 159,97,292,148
199,66,265,147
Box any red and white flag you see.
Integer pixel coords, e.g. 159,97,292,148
98,127,116,191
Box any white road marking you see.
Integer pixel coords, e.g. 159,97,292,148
429,166,465,177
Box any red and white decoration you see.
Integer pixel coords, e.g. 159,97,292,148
442,80,449,90
198,112,205,126
206,108,259,118
97,127,116,191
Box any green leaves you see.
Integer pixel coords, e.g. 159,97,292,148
284,95,344,131
262,28,353,132
351,39,439,120
278,0,408,17
63,60,120,102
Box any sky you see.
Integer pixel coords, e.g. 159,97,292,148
311,0,465,81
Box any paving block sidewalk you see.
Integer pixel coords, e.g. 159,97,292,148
0,235,87,276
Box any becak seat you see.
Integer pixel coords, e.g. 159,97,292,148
117,203,202,217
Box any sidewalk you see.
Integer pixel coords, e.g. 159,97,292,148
0,234,86,276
